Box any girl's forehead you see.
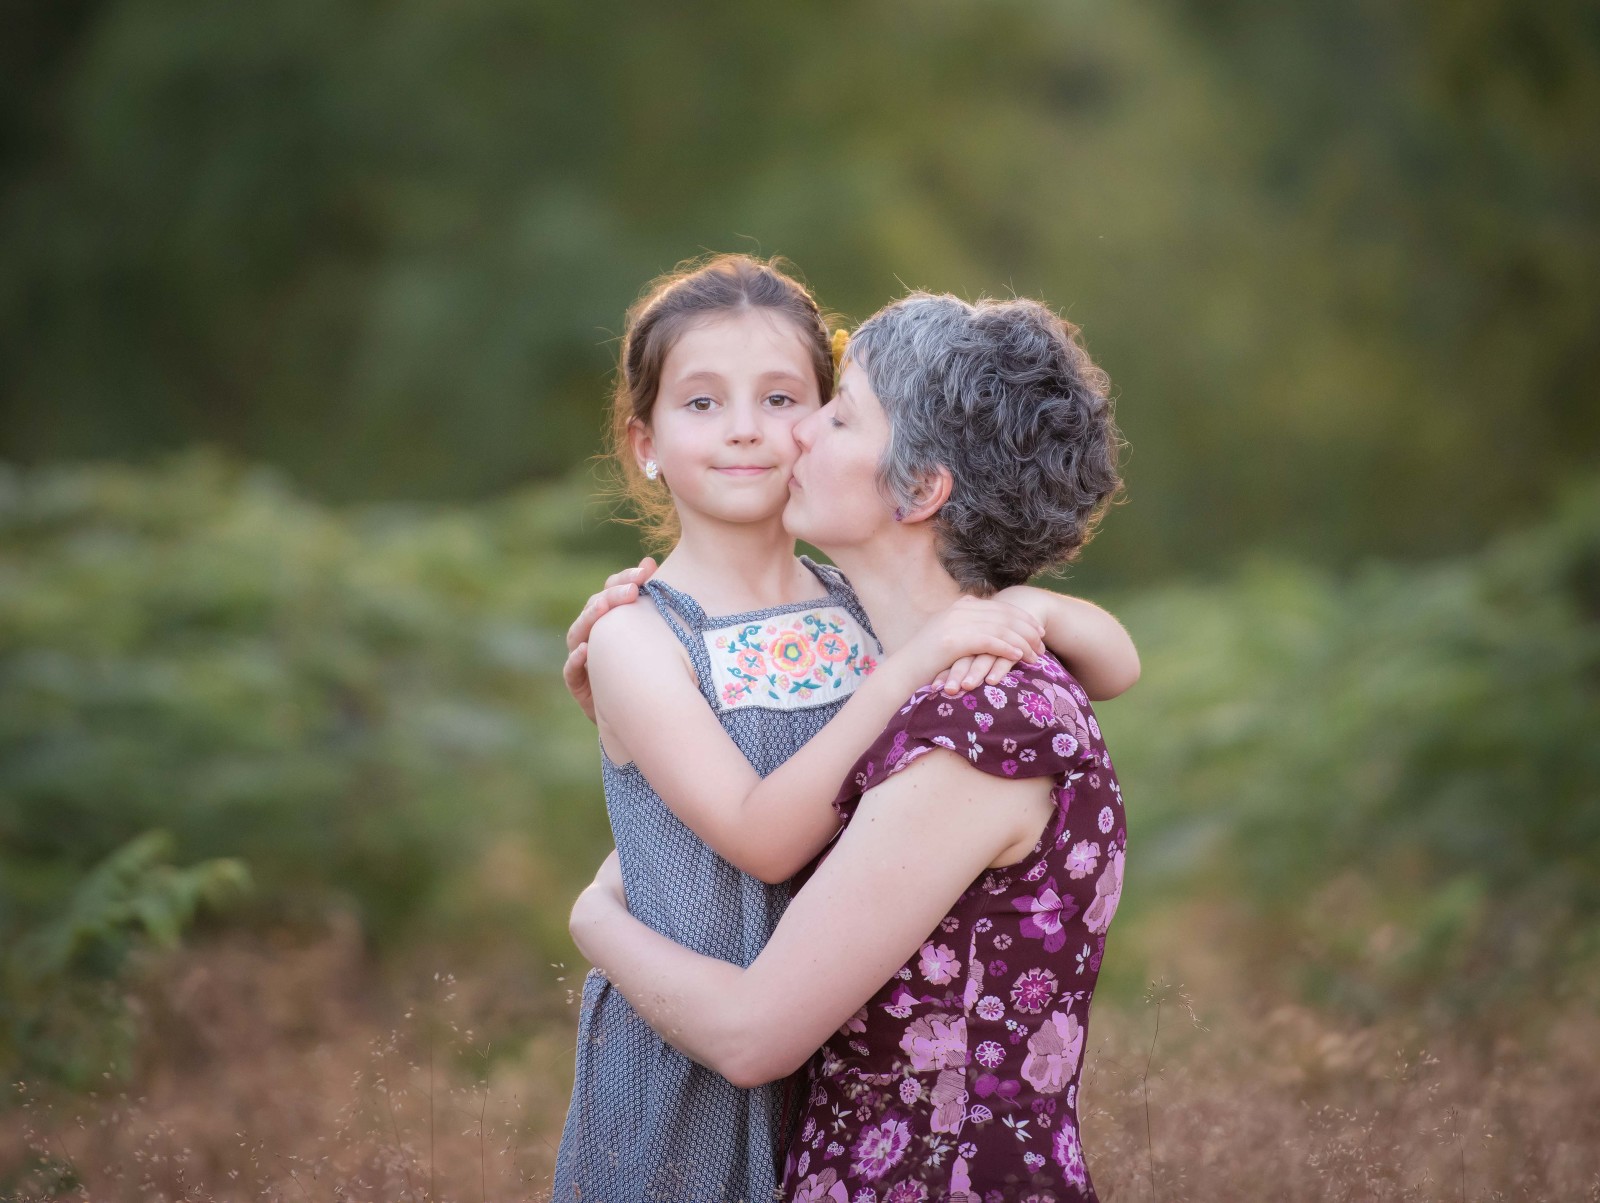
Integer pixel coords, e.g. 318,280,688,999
663,310,819,380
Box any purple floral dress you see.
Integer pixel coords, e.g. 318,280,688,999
781,653,1125,1203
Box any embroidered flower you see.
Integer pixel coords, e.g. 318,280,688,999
1022,1009,1084,1094
850,1117,912,1180
734,648,766,675
1010,968,1059,1015
816,631,851,663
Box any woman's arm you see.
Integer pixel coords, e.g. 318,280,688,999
570,748,1054,1087
586,597,1046,884
933,587,1140,701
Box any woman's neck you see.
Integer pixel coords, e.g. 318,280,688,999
827,534,964,654
655,509,819,614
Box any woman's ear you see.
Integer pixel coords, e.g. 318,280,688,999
900,465,953,524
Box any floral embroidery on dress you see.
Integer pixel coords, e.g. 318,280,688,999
705,607,880,712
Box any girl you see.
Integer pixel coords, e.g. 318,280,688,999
553,258,1137,1203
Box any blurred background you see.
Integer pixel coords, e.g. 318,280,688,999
2,0,1597,1197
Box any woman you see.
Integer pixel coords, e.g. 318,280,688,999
569,291,1125,1201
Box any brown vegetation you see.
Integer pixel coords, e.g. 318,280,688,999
4,928,1598,1202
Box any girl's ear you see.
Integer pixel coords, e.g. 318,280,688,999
900,465,953,524
627,417,657,477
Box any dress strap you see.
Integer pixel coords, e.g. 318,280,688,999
799,555,881,649
638,579,721,709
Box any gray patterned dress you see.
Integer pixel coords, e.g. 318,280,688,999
553,556,881,1203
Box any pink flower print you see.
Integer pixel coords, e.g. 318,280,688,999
975,995,1005,1021
1084,847,1125,936
1069,681,1088,705
1066,840,1100,880
1053,1119,1089,1187
721,680,749,706
992,933,1012,950
1018,690,1055,727
1088,714,1101,740
883,1183,928,1203
850,1117,913,1181
1098,805,1115,834
816,630,850,663
933,735,957,751
797,1150,811,1179
975,711,994,733
962,694,979,709
983,685,1008,709
975,1040,1006,1068
827,1141,845,1158
1022,860,1047,882
1051,731,1078,759
899,1077,922,1104
1001,759,1019,776
939,914,960,933
1002,737,1018,753
1022,1009,1084,1094
949,1154,972,1198
802,1116,817,1143
930,1068,968,1134
793,1168,851,1203
973,916,993,934
1012,877,1078,952
1010,967,1059,1015
899,1013,968,1071
840,1006,868,1036
1019,747,1036,762
937,700,953,717
735,648,766,675
1022,1152,1047,1172
987,959,1007,977
918,942,961,985
852,1192,878,1203
882,983,916,1020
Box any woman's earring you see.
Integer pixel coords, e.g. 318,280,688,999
893,506,905,522
644,460,659,481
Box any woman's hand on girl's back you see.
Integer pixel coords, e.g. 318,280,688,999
564,557,658,722
895,595,1045,700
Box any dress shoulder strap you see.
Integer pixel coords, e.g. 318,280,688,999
638,578,721,709
799,554,881,649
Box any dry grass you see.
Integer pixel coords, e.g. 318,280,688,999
3,929,1598,1202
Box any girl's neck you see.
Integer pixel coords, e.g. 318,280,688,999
827,532,965,654
655,509,821,615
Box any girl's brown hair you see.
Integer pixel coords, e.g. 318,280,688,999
605,253,836,552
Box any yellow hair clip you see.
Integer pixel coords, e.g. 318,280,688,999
831,327,851,373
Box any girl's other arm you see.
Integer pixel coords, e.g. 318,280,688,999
934,587,1140,701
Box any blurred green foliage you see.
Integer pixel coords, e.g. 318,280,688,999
1106,476,1600,1019
3,0,1597,583
2,456,1595,1086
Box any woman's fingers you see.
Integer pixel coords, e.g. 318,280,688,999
563,642,597,724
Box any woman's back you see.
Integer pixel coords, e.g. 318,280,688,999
555,556,880,1203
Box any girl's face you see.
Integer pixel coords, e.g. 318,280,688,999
634,310,822,528
786,359,896,552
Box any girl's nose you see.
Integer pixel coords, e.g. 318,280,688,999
726,399,763,444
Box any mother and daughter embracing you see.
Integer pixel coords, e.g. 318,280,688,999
552,254,1134,1203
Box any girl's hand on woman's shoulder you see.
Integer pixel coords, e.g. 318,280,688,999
896,595,1045,700
563,557,658,722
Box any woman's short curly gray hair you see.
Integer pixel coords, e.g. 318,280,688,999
848,292,1122,594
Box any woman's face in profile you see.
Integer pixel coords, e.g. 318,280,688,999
784,358,896,552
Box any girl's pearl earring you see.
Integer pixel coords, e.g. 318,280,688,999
644,460,659,481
